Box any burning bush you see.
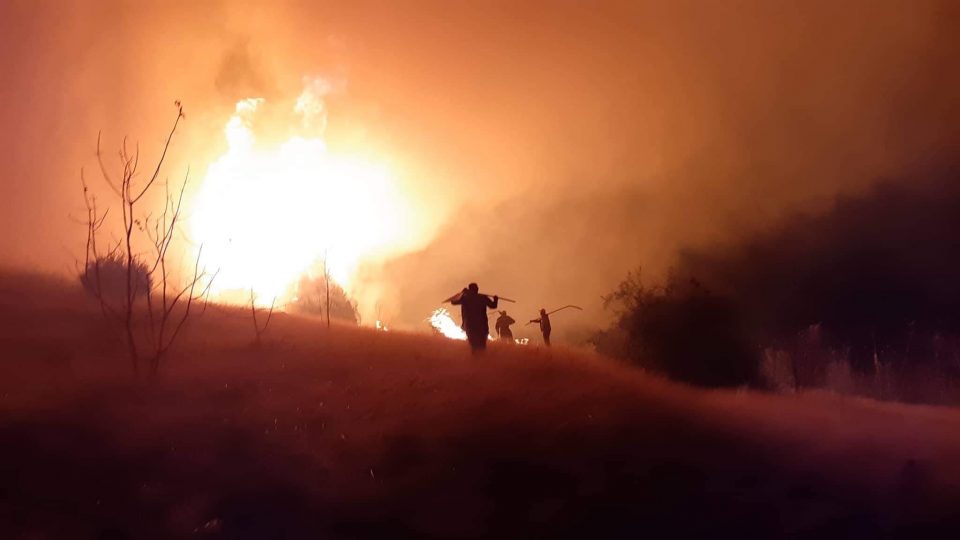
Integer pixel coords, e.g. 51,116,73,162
79,252,151,304
593,270,759,388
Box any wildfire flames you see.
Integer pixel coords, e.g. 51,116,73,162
429,308,467,340
428,308,501,342
189,82,416,307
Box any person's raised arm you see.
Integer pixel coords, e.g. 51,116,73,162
449,289,468,305
487,295,499,309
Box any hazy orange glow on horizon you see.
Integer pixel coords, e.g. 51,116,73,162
1,0,958,338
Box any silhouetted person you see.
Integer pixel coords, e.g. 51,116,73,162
530,308,552,346
495,311,515,342
450,283,498,352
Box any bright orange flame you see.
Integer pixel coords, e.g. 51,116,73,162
429,308,467,340
428,308,495,341
189,93,415,307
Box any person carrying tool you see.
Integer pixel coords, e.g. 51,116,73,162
449,283,498,352
526,305,580,347
495,310,516,342
529,308,552,346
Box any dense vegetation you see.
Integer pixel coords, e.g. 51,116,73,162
595,176,960,396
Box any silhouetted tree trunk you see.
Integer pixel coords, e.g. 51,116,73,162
249,289,276,347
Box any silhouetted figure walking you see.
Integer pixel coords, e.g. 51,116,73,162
495,311,515,342
530,308,552,346
450,283,498,352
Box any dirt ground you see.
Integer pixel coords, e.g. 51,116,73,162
1,272,960,538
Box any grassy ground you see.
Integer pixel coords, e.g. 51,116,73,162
1,272,960,538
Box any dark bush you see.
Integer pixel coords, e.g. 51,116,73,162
79,252,151,303
594,270,759,388
292,275,360,325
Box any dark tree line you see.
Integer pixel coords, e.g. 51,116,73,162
595,173,960,389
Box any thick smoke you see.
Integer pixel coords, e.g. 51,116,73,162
1,1,959,340
374,0,960,336
674,169,960,367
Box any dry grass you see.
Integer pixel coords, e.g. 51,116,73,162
2,271,960,538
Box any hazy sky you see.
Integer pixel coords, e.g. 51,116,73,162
1,0,958,337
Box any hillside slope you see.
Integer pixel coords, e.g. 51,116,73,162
1,272,960,538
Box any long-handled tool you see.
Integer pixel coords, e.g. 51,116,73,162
546,305,582,315
443,291,516,303
526,304,583,325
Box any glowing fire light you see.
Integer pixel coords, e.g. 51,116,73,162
190,86,415,307
429,308,467,340
428,308,496,341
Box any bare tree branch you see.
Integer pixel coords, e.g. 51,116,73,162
132,103,183,204
82,102,203,378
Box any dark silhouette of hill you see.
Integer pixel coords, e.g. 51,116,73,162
2,271,960,537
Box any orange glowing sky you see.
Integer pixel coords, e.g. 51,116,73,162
1,0,958,334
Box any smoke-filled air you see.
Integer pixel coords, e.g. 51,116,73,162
2,0,960,537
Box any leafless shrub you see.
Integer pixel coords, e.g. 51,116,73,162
80,102,215,377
